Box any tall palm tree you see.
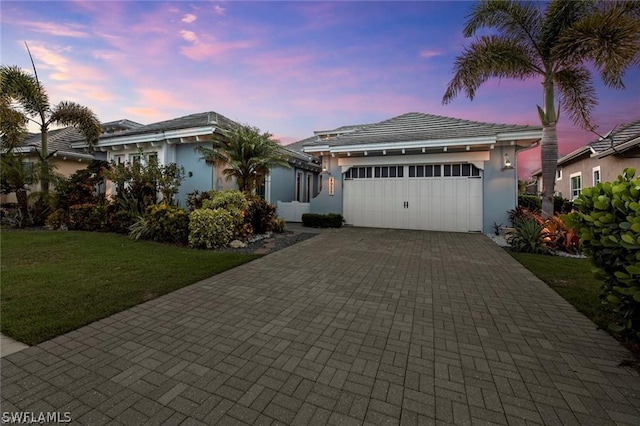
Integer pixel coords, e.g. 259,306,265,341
443,0,640,217
0,59,101,194
196,123,290,194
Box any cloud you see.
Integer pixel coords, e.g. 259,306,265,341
180,30,199,43
213,5,226,16
180,37,254,61
18,21,90,38
181,13,197,23
419,49,441,59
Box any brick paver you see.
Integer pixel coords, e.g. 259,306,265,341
2,228,639,425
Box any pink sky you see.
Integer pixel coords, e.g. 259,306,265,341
2,1,639,178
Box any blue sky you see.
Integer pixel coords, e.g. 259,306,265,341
2,1,639,177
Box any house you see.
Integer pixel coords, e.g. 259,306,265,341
70,111,320,207
532,118,640,200
0,119,141,204
300,112,543,233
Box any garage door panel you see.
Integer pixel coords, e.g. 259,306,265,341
344,164,483,232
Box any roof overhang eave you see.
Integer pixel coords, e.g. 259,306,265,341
70,125,217,149
327,136,499,154
596,136,640,158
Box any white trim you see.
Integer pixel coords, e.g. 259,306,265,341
265,174,272,203
556,168,563,181
303,144,330,153
338,151,490,171
570,171,582,200
592,166,601,186
329,136,497,153
71,125,216,149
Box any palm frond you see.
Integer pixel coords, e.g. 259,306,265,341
0,99,29,151
463,0,542,54
554,66,598,130
553,2,640,88
443,35,539,104
49,101,102,148
0,65,50,118
540,0,589,61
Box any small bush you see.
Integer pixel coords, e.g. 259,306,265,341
564,167,640,339
45,209,68,230
507,219,548,254
130,204,189,244
188,208,234,249
269,217,286,233
203,190,249,212
518,195,541,211
508,206,537,226
186,190,212,211
554,196,574,214
245,196,276,235
302,213,343,228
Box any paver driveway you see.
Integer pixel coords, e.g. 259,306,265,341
2,228,639,425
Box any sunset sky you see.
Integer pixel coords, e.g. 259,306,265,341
2,1,639,177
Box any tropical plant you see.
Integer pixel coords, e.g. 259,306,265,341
507,219,549,254
196,123,290,194
443,0,640,218
129,204,190,245
564,167,640,339
244,195,277,235
1,49,101,194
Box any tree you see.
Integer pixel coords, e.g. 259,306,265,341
0,50,101,194
196,123,290,194
443,0,640,217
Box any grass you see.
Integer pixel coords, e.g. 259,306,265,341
0,230,260,345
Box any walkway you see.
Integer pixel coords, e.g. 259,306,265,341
1,228,639,425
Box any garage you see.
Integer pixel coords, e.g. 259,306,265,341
343,163,483,232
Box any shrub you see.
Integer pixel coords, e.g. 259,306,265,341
518,195,541,211
554,195,574,214
45,208,68,230
508,206,537,226
130,204,189,244
245,196,276,235
507,219,548,254
186,190,212,211
302,213,343,228
269,217,286,233
203,190,249,212
564,167,640,339
188,208,234,249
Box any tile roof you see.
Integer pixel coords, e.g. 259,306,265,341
24,127,87,156
589,118,640,153
99,111,237,140
305,112,542,147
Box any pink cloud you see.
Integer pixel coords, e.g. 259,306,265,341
181,13,197,23
180,30,199,43
419,49,442,59
18,21,89,38
213,5,226,16
180,37,254,61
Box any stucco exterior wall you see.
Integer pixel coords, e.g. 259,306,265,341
175,143,215,207
482,146,518,233
309,155,343,215
552,148,639,200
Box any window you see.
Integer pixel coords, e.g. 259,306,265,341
407,163,479,178
23,161,34,185
570,172,582,199
113,154,124,164
592,166,601,186
556,168,563,180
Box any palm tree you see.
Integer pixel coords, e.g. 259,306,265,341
0,59,101,194
443,0,640,217
196,123,290,194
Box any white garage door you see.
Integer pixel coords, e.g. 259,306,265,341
343,163,483,232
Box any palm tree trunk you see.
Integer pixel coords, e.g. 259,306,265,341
540,78,558,218
39,121,49,193
540,124,558,217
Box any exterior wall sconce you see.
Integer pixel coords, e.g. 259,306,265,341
503,153,513,170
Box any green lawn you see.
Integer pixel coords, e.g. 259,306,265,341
509,252,617,331
0,230,259,345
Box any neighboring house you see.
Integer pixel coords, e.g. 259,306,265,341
532,118,640,200
0,119,141,204
71,111,320,207
301,112,543,233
